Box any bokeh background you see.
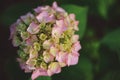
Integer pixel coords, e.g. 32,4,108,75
0,0,120,80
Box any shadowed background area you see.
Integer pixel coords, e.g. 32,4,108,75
0,0,120,80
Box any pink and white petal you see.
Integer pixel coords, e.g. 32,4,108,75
67,53,79,66
31,69,48,80
57,7,65,13
69,14,75,21
71,35,79,43
52,20,67,37
36,11,55,23
47,69,54,76
45,14,55,23
47,62,61,76
26,58,36,67
52,1,58,9
52,2,65,13
32,69,40,80
72,41,81,52
40,6,50,12
56,52,68,64
43,51,54,63
56,20,67,31
27,22,40,34
34,6,43,13
36,11,48,22
74,21,79,31
56,20,64,27
52,25,63,37
29,50,38,59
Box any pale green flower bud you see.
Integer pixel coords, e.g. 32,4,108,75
40,62,47,70
39,22,46,29
29,47,38,58
21,32,29,40
50,46,58,57
43,51,54,63
16,23,27,33
39,33,47,41
43,40,52,49
12,36,21,47
26,58,37,67
45,24,52,32
33,42,41,51
18,50,28,60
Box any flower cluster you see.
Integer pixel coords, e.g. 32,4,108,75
10,2,81,80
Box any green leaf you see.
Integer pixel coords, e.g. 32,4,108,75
101,28,120,53
77,57,93,80
97,0,115,18
29,76,51,80
101,28,120,61
62,4,88,39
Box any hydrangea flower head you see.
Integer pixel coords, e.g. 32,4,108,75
10,2,81,80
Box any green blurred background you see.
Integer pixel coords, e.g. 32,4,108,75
0,0,120,80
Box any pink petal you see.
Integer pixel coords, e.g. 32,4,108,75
56,7,65,13
27,22,40,34
52,2,65,13
52,2,58,9
75,21,79,26
56,20,67,31
52,20,67,37
25,35,38,46
45,14,55,23
34,6,50,13
56,52,68,64
47,62,61,76
43,51,54,63
36,11,55,23
26,38,32,45
36,11,48,22
31,69,48,80
29,49,38,59
52,25,63,37
69,14,79,31
69,14,75,20
72,41,81,52
34,6,43,13
67,52,79,66
74,21,79,31
71,35,79,43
